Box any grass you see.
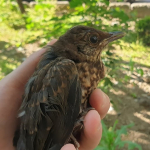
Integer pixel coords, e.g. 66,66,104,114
95,121,142,150
0,22,43,48
0,56,21,80
119,40,150,67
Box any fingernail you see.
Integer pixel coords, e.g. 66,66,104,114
101,92,110,108
97,119,101,131
95,113,101,131
97,123,101,131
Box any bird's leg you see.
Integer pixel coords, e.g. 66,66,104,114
69,107,95,148
70,134,80,150
81,107,95,116
75,107,95,128
74,107,95,131
72,107,95,141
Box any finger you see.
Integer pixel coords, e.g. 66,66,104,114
61,144,76,150
47,39,57,45
79,110,102,150
89,89,110,119
1,39,57,89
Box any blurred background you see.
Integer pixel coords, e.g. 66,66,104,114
0,0,150,149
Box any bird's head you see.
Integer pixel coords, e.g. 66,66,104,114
53,26,124,63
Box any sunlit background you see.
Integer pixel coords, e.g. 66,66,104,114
0,0,150,149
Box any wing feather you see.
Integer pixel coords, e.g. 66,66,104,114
16,53,81,150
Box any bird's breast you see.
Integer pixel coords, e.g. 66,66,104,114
76,61,104,108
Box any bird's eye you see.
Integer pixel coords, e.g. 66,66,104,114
90,35,98,43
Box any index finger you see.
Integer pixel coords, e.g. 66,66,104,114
89,89,110,119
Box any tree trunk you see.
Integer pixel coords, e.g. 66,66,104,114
16,0,25,14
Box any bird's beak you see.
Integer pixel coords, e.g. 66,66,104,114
106,31,125,43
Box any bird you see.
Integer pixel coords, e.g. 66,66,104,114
13,25,124,150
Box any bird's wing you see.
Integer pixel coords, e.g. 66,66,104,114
16,56,81,150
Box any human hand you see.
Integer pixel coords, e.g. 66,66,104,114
61,90,110,150
0,39,110,150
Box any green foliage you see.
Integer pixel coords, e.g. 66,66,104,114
95,121,142,150
136,16,150,46
0,0,57,47
53,0,130,33
129,58,135,73
0,1,24,28
119,40,150,66
0,56,20,80
0,0,133,80
129,58,144,76
0,0,131,45
131,93,137,98
0,41,23,79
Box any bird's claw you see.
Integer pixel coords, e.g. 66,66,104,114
70,134,80,149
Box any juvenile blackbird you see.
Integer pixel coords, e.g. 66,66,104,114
14,25,124,150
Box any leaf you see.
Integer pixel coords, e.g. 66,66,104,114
112,120,118,132
136,68,144,76
103,77,113,86
103,0,109,6
70,0,83,8
129,58,135,73
115,123,134,145
125,141,142,150
106,50,113,56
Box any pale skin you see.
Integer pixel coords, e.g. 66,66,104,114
0,39,110,150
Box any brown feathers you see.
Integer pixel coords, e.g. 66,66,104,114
14,25,124,150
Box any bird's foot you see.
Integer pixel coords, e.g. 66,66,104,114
70,134,80,150
69,107,95,149
72,107,95,137
81,107,95,116
75,107,95,129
